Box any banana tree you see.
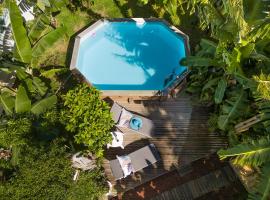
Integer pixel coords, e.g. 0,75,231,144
0,65,57,116
218,136,270,200
6,0,67,66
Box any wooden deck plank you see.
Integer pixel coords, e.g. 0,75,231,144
103,95,227,194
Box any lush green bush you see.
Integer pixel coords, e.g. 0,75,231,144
0,138,108,200
0,140,72,200
61,84,113,158
67,169,108,200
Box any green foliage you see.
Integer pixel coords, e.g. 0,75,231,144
181,56,218,67
0,116,32,166
218,89,249,130
243,0,270,25
0,117,32,149
218,136,270,167
0,66,58,116
182,2,270,197
15,85,31,113
32,26,67,67
1,140,72,200
28,14,51,44
253,73,270,100
61,84,113,158
0,92,15,115
31,95,57,115
7,0,32,63
0,130,107,199
249,163,270,200
214,78,227,104
67,169,107,200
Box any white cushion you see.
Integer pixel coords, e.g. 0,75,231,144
116,155,134,177
118,108,133,127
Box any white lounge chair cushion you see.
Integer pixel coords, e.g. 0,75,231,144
118,108,133,127
116,155,134,178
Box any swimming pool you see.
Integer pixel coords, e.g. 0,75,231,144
70,19,189,96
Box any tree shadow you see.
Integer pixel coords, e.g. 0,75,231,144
113,0,158,18
100,22,186,90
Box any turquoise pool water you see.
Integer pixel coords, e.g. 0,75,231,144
76,21,187,90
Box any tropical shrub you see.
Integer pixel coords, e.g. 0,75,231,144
0,138,108,200
67,169,108,200
61,84,113,158
0,65,58,116
0,140,73,200
178,0,270,199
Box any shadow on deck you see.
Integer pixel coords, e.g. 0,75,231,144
103,95,227,195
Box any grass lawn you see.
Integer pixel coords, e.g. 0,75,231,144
91,0,123,17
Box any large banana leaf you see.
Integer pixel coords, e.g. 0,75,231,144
31,26,66,66
32,77,48,96
31,95,57,115
218,89,248,130
249,163,270,200
40,67,68,78
0,92,15,115
15,85,31,113
28,14,51,44
214,78,227,104
7,0,32,63
218,136,270,166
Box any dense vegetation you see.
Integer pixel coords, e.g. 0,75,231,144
0,0,111,199
0,0,269,199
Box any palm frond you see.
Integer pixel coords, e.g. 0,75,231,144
218,136,270,166
249,17,270,41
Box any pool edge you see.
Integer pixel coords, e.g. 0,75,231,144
70,18,190,98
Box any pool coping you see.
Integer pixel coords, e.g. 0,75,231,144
70,18,190,97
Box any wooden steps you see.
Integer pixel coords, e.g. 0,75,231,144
150,166,238,200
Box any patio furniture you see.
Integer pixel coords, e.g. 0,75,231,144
110,102,154,137
109,144,161,180
71,152,96,171
107,131,124,149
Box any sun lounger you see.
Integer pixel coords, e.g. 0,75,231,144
110,144,161,180
110,102,154,137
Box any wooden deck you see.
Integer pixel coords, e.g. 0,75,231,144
103,95,227,194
